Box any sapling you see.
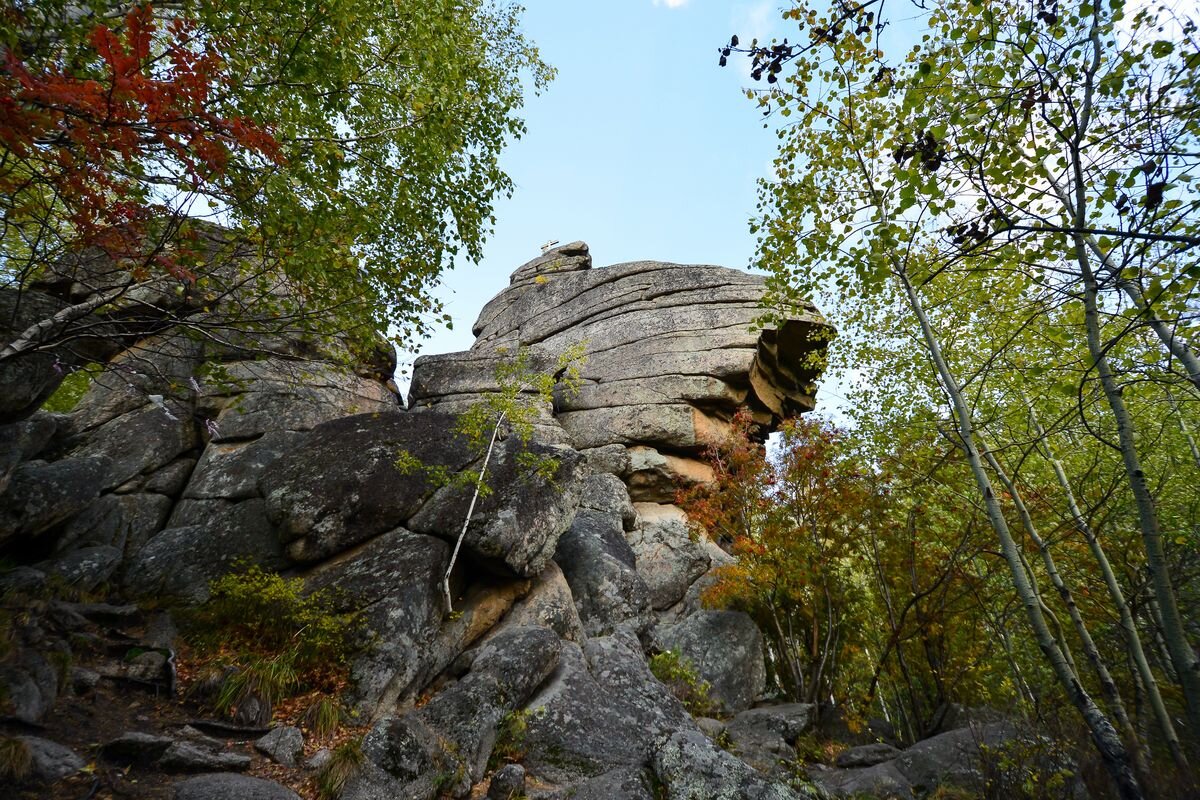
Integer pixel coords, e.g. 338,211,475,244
398,343,586,614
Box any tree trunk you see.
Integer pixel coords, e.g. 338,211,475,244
897,268,1143,799
1032,410,1189,770
979,435,1149,779
1075,245,1200,734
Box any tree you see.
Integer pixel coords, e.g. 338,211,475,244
683,412,872,707
726,0,1200,793
396,344,587,614
1,0,552,420
684,410,1029,740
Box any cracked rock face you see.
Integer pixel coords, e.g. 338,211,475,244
408,242,831,453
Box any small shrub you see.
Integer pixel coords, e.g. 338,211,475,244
488,709,530,771
976,734,1076,800
792,732,846,765
184,564,360,674
0,736,32,783
710,727,734,752
182,564,363,727
649,649,716,717
213,651,299,722
316,737,366,800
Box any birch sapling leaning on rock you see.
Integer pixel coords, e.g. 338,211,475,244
396,344,586,613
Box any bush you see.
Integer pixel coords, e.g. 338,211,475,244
649,650,716,717
185,564,360,674
182,564,363,727
976,734,1078,800
305,695,345,740
488,709,531,771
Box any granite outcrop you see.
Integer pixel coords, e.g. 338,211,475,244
0,241,835,799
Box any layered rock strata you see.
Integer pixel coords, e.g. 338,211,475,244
0,241,833,799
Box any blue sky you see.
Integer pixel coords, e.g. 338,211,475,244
403,1,790,374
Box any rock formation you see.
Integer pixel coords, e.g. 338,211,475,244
0,241,847,799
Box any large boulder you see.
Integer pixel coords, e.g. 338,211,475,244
0,648,60,723
19,735,86,783
261,412,475,562
68,332,203,433
302,527,449,716
652,729,816,800
835,742,902,768
172,773,301,800
0,413,57,495
656,610,767,714
724,703,816,776
498,561,585,642
627,502,710,611
182,430,305,500
409,248,831,454
0,456,109,545
408,438,586,578
521,629,691,785
69,401,197,490
208,359,398,441
624,445,714,503
344,625,562,800
554,510,652,637
891,722,1018,795
54,491,173,556
123,499,285,600
808,761,914,800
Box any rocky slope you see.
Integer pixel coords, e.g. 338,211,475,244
0,242,1022,800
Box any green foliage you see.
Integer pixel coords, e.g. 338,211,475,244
0,736,32,784
488,709,532,772
183,564,363,725
3,0,554,361
649,650,716,717
707,726,735,752
213,651,299,718
976,736,1077,800
683,411,1026,737
454,342,587,452
185,564,359,674
397,343,588,493
792,732,844,766
316,736,366,800
737,0,1200,783
683,413,875,708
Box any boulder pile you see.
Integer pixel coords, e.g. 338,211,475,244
1,241,840,799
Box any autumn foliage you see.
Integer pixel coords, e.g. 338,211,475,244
682,412,875,708
681,410,1015,737
1,4,281,274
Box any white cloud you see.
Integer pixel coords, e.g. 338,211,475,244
652,0,690,7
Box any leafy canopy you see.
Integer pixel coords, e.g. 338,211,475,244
2,0,552,352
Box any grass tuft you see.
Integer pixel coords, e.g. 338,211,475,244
305,695,344,740
316,736,366,800
0,736,33,783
